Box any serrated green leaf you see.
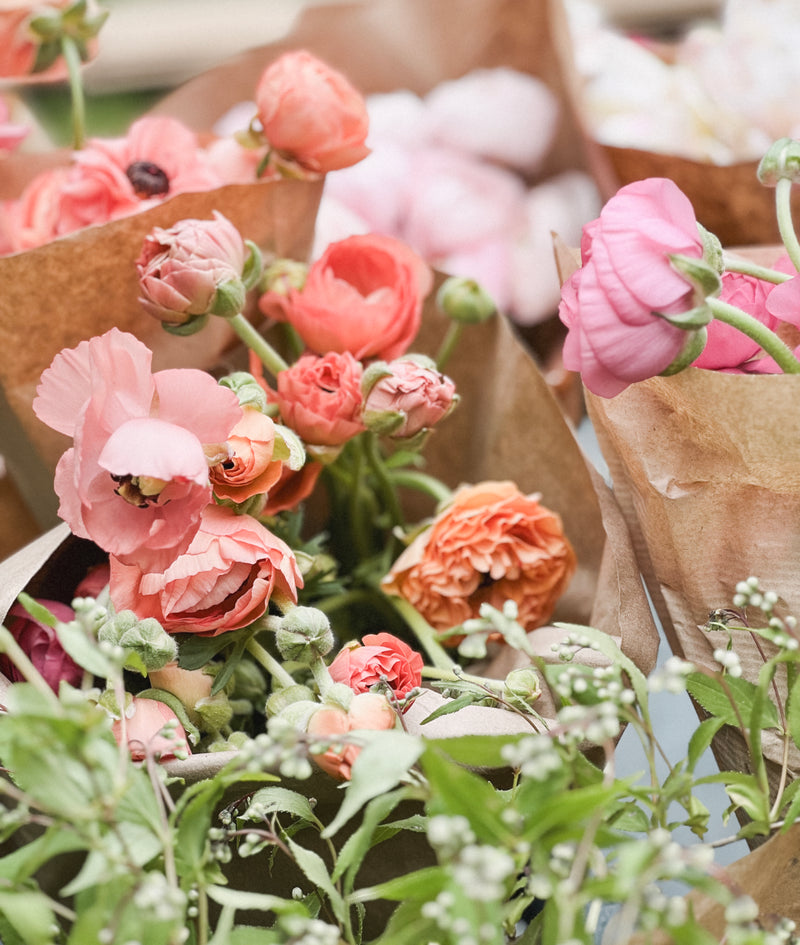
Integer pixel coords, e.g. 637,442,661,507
332,787,411,889
686,673,778,729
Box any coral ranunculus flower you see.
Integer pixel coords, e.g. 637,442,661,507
108,504,303,637
558,177,705,398
33,328,242,572
307,692,397,780
328,633,423,700
255,49,370,173
209,407,284,503
382,481,576,639
260,233,433,362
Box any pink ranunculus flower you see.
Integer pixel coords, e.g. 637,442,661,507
277,350,365,447
558,177,706,398
307,692,397,780
328,633,423,700
112,697,191,763
260,233,433,362
0,95,28,154
108,504,303,637
0,599,82,691
209,407,284,503
362,357,456,439
255,49,370,174
137,211,248,324
33,328,242,572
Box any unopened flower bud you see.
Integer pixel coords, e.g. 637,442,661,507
362,356,457,440
504,667,542,708
259,258,308,296
219,372,269,412
757,138,800,187
209,278,247,318
117,616,177,672
436,276,497,324
275,607,334,661
194,692,234,731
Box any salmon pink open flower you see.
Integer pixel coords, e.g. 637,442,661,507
112,697,191,763
33,328,242,571
256,50,370,173
307,692,397,780
382,481,576,639
328,633,423,700
558,177,707,398
108,504,303,637
260,233,433,361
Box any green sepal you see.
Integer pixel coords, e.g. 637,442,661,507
161,313,209,336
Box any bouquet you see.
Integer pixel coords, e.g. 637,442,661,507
558,137,800,791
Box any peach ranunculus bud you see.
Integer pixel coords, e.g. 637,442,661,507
112,696,191,763
209,407,285,506
382,481,577,641
306,692,397,780
255,49,370,174
0,0,106,81
136,211,261,329
362,356,457,441
259,233,433,362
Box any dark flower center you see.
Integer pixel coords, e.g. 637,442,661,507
126,161,170,198
111,473,168,508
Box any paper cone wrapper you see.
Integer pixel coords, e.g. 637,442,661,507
587,368,800,779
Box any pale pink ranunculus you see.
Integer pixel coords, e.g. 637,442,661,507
136,211,248,324
108,504,303,637
205,136,265,184
277,351,365,447
33,328,242,572
209,407,284,503
0,95,28,154
363,358,456,439
112,697,191,763
255,49,370,174
260,233,433,362
307,692,397,780
558,177,705,398
328,633,423,700
0,164,76,253
0,599,82,691
0,2,73,80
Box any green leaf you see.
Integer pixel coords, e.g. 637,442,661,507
419,693,477,721
285,838,346,924
0,824,86,884
424,732,527,769
206,883,306,916
332,787,411,889
0,890,57,945
686,673,779,729
322,731,423,838
687,715,727,772
352,864,446,904
246,786,322,829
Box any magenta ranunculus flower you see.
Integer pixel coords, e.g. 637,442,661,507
108,504,303,637
362,357,456,439
33,328,242,572
137,211,248,324
0,600,82,691
558,177,706,398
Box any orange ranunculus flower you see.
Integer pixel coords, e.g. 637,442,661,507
210,407,284,503
307,692,397,780
382,481,576,640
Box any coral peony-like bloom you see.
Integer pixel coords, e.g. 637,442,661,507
112,697,191,762
362,357,456,439
260,233,433,362
307,692,397,780
558,177,705,398
0,599,82,691
328,632,423,700
382,481,576,638
255,49,370,173
276,350,365,447
108,504,303,637
137,211,248,324
210,406,284,503
33,328,242,571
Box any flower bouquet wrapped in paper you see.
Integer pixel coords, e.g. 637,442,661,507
558,137,800,793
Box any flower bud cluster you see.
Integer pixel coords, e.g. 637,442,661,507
730,577,800,652
237,723,314,781
278,915,341,945
275,607,334,662
648,656,695,694
501,733,563,782
556,702,622,746
132,873,187,923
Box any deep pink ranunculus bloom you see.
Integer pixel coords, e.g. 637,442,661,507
260,233,433,362
328,632,424,700
108,504,303,637
255,50,370,174
276,350,365,447
33,328,242,572
362,357,456,439
0,599,82,691
558,177,705,398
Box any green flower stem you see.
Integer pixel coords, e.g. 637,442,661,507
721,254,793,284
0,625,62,709
310,656,335,699
364,432,404,532
387,469,453,506
435,322,464,372
245,638,295,691
61,34,86,149
776,177,800,272
421,664,505,693
707,297,800,373
229,314,289,378
386,595,457,672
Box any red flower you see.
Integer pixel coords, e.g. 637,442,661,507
328,633,423,700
